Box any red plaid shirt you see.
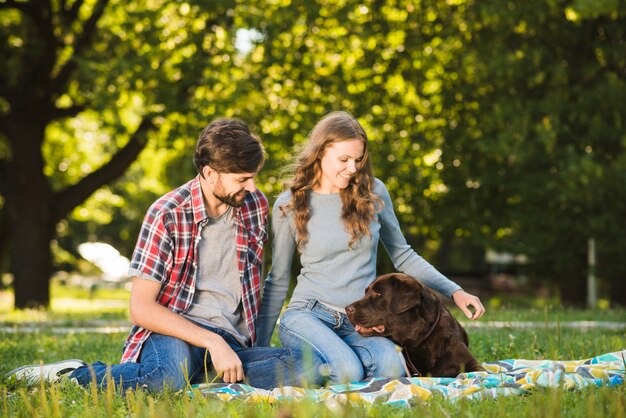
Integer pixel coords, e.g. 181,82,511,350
121,175,268,363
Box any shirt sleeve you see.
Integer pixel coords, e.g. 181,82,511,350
376,179,462,297
255,193,296,346
127,204,174,285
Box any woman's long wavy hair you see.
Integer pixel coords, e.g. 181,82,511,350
281,111,383,249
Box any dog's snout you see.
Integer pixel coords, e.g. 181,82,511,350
345,304,355,315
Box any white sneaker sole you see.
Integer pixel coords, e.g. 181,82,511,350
6,359,87,383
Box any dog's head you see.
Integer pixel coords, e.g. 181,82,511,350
345,273,438,341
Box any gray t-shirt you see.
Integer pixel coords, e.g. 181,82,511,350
255,178,462,346
183,206,250,347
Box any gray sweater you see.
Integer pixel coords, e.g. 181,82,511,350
255,178,461,346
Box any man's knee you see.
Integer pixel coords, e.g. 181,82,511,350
136,363,188,392
138,333,197,391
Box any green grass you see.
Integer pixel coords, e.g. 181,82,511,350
0,280,129,323
1,286,625,417
2,281,625,323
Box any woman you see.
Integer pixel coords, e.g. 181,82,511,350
256,111,484,383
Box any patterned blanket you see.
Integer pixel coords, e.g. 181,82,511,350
191,350,626,407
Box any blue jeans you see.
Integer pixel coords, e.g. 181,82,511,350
70,324,321,391
279,300,405,383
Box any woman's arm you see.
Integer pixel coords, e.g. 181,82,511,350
377,179,485,319
255,194,297,346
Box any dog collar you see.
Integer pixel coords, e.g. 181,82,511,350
402,306,442,377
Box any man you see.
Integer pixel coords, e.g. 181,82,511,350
7,118,320,391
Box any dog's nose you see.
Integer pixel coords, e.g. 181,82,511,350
345,305,355,314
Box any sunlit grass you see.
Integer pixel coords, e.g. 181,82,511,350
0,279,130,323
2,282,625,324
465,305,626,323
0,340,624,416
0,285,624,417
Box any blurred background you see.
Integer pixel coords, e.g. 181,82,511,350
1,0,625,311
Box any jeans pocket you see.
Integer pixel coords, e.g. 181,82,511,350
286,300,310,311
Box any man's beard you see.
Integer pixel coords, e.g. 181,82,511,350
213,180,247,208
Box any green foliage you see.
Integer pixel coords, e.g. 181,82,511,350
430,0,626,303
238,0,626,304
2,0,625,306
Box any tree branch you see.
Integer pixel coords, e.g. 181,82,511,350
0,0,29,12
63,0,86,24
52,116,156,222
49,0,109,96
50,104,87,120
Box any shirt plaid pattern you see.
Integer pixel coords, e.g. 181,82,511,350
121,175,268,363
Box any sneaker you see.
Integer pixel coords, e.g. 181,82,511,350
5,359,87,384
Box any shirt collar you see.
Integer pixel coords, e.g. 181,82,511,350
190,174,243,226
190,175,209,225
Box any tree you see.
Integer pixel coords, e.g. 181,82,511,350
0,0,243,308
434,0,626,304
240,0,491,272
4,0,623,308
240,0,626,304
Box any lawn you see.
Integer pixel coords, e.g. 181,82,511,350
1,283,625,417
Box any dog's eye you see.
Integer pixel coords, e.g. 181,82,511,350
371,290,381,297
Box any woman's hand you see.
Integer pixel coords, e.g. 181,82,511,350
451,289,485,320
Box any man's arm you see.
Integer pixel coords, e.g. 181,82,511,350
129,277,244,383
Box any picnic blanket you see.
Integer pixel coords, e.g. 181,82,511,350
191,350,626,407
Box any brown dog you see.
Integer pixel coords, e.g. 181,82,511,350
345,272,484,377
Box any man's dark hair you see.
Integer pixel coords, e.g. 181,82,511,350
194,118,264,174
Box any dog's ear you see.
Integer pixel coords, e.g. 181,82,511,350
390,276,422,314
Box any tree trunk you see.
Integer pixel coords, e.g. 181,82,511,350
10,213,54,308
0,208,9,289
4,118,56,308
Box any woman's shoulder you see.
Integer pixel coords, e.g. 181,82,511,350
272,189,293,208
372,177,389,196
271,189,296,227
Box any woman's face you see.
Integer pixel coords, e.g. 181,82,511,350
315,139,365,194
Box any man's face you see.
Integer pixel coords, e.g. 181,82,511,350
213,172,257,207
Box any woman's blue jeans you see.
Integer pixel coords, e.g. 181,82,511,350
70,324,321,391
278,300,405,383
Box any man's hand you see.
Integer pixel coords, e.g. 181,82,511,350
451,289,485,320
206,334,244,383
